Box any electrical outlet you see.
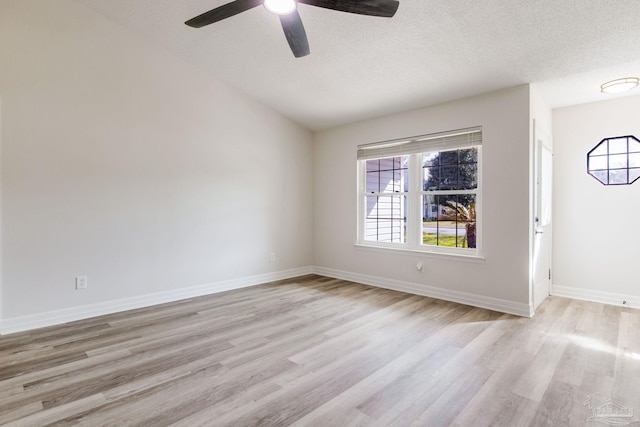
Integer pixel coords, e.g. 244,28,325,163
270,252,276,262
76,276,88,290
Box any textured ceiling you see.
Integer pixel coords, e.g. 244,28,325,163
81,0,640,130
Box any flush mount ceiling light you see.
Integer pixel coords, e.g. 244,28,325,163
263,0,296,15
600,77,640,94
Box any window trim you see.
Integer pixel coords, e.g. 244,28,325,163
353,242,486,263
587,135,640,186
356,128,482,258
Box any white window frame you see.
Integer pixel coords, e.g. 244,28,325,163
356,127,483,258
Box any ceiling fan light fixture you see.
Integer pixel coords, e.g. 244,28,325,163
264,0,297,15
185,0,399,58
600,77,640,94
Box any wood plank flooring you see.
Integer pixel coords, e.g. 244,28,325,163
1,275,639,426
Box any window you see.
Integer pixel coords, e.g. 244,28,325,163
422,147,478,249
357,127,482,255
364,156,408,243
587,135,640,185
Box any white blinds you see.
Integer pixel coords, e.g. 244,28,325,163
357,126,482,160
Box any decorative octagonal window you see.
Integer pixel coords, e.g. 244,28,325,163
587,135,640,185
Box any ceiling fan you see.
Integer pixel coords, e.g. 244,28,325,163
185,0,400,58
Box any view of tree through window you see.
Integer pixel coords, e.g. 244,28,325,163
422,148,478,248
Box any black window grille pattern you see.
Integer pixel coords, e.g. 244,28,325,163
587,136,640,185
421,148,478,249
423,148,478,191
422,194,476,248
365,157,407,243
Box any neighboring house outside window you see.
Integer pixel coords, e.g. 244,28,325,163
357,127,482,256
364,156,407,243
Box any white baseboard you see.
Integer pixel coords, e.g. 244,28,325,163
7,268,636,335
0,266,314,335
312,266,533,317
552,285,640,309
1,265,540,335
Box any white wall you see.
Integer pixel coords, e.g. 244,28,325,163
553,95,640,306
313,86,532,313
0,0,313,324
530,86,553,139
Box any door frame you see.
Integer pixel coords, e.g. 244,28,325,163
531,119,553,313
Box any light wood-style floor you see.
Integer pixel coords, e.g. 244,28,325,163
1,275,639,426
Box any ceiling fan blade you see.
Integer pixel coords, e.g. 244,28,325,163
297,0,399,17
280,10,310,58
185,0,264,28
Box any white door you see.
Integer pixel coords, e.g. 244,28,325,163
532,122,553,311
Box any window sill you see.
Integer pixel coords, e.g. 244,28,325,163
353,243,486,263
